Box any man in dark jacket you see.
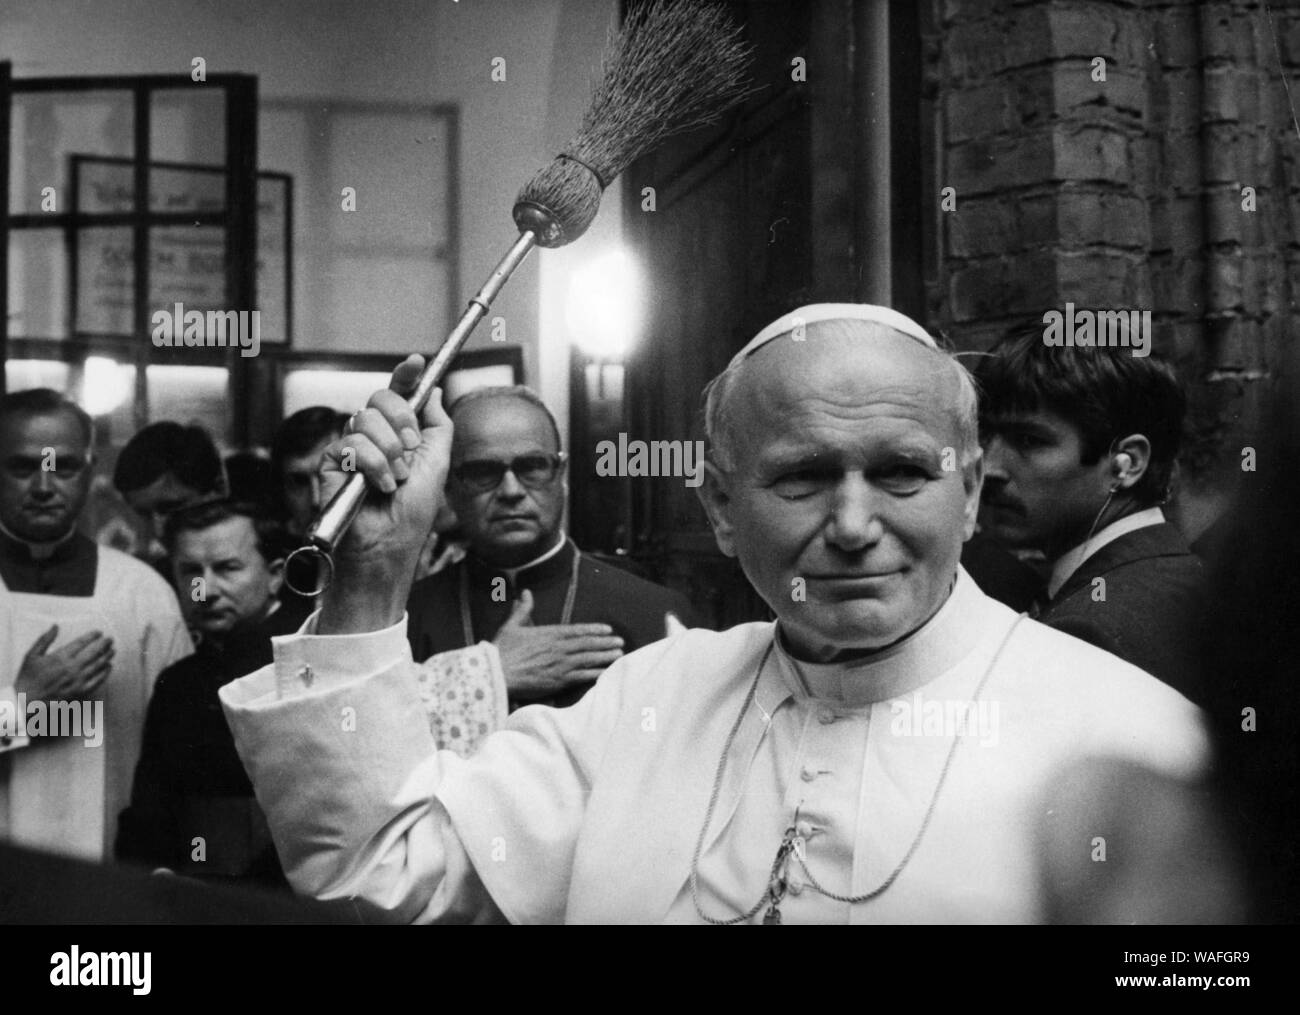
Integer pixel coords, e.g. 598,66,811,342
116,500,307,888
407,386,696,710
975,323,1207,702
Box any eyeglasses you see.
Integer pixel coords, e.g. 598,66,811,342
451,452,567,493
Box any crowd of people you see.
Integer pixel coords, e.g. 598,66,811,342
0,381,694,888
0,302,1290,922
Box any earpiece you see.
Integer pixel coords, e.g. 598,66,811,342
1109,452,1134,493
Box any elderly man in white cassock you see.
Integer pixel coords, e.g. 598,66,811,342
220,305,1207,924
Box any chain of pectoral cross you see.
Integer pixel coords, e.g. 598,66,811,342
691,615,1025,925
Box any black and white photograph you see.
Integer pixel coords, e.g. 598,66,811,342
0,0,1294,995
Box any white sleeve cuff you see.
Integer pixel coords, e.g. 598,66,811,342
245,609,415,701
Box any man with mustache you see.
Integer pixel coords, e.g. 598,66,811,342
0,388,191,861
976,326,1208,701
405,385,694,721
220,306,1209,923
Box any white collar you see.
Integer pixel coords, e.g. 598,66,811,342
494,534,568,582
772,567,994,706
1047,506,1165,599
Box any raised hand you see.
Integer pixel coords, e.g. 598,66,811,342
316,355,454,636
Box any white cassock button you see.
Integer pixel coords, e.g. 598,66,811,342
787,878,803,896
795,820,813,839
800,765,817,782
817,709,837,725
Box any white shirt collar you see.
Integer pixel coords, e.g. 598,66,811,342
773,567,993,706
495,534,568,583
1047,506,1165,599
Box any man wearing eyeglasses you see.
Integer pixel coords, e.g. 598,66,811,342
405,386,694,717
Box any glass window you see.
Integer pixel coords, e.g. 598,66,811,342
282,368,394,417
146,364,231,446
4,358,71,392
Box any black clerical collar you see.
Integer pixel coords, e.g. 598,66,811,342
0,520,81,564
0,524,98,596
466,535,574,586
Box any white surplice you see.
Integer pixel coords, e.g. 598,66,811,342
220,568,1207,924
0,546,192,860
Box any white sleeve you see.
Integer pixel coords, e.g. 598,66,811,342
220,611,627,924
664,612,688,637
218,613,507,923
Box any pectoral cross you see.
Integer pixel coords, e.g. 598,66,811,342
762,824,799,925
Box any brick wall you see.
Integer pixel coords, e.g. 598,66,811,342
927,0,1300,526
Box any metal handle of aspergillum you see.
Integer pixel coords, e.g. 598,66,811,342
282,229,540,598
275,0,757,599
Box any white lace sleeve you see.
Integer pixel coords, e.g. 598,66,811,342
411,643,509,757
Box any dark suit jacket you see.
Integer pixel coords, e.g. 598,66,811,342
961,531,1045,613
407,538,697,709
115,597,311,889
1039,521,1207,702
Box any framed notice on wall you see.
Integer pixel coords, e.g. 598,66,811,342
70,155,292,345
